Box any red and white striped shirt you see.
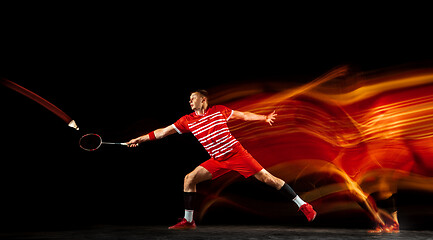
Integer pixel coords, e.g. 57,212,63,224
172,105,240,160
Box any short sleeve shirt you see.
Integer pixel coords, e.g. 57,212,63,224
172,105,239,159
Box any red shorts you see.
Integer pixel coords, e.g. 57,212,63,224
200,145,264,179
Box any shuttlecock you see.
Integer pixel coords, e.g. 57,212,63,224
68,119,79,130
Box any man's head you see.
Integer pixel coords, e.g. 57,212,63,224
189,90,209,112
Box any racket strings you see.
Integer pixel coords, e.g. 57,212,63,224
79,134,102,151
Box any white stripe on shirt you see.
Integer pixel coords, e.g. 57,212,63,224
188,112,222,128
191,119,225,134
211,138,238,153
172,124,182,134
192,121,226,136
198,127,230,142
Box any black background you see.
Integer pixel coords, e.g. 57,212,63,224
1,5,433,231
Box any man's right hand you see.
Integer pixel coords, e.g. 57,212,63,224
127,138,141,147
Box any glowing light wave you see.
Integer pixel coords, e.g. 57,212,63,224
197,66,433,224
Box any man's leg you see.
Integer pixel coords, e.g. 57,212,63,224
183,166,213,222
254,169,317,222
169,166,212,230
184,166,213,192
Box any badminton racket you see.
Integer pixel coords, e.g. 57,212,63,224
79,133,130,151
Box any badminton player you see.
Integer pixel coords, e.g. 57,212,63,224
127,90,316,229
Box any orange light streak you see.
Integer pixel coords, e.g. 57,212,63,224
197,66,433,224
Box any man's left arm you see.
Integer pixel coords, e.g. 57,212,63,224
231,110,277,126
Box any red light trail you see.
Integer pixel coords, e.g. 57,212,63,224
197,66,433,224
1,78,79,130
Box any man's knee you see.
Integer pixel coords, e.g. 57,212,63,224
184,172,195,186
184,166,212,189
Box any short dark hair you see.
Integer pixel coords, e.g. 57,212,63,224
192,89,209,99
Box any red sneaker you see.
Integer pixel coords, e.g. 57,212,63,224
168,218,197,230
368,226,384,233
299,203,317,222
384,223,400,233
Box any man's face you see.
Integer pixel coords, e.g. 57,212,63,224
189,92,204,111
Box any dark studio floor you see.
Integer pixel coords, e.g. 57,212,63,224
1,225,433,240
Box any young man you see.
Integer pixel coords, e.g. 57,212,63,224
127,90,316,229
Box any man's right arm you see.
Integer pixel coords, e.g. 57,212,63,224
127,125,178,147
